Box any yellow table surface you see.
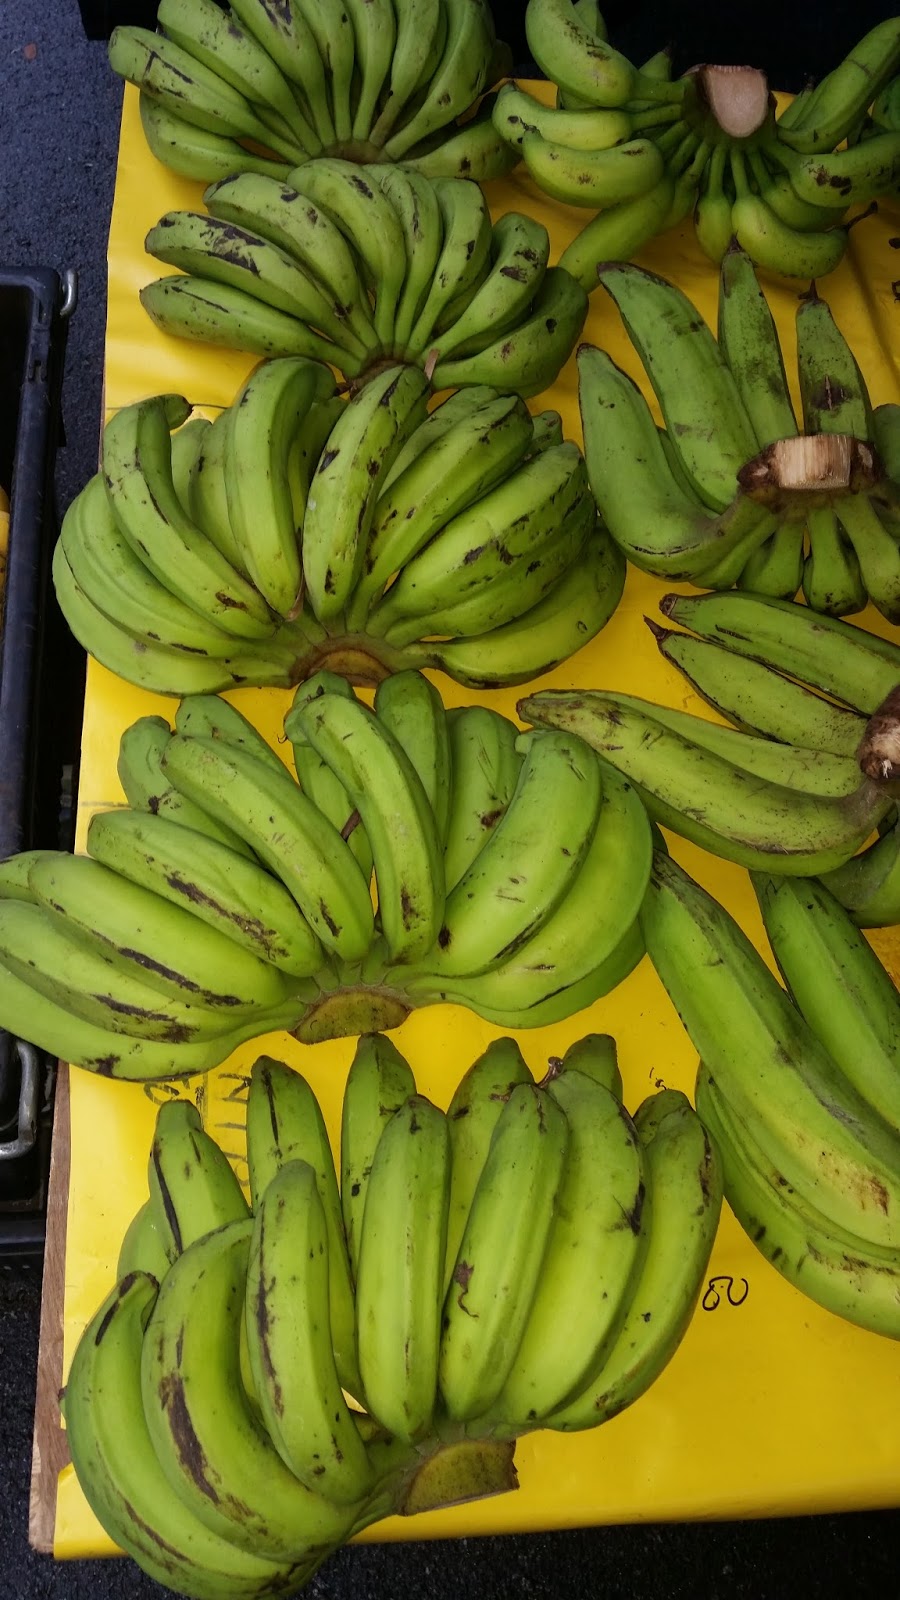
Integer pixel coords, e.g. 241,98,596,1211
55,81,900,1556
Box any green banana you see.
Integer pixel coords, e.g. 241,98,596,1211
439,1082,570,1421
356,1094,450,1440
340,1032,418,1280
244,1159,375,1501
148,1098,249,1262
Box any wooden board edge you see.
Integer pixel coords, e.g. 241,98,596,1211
29,1062,72,1555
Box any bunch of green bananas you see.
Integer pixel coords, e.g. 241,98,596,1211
648,587,900,927
56,365,623,698
514,1,900,286
109,0,516,186
141,161,587,385
0,674,651,1076
577,248,900,615
65,1033,722,1599
641,851,900,1341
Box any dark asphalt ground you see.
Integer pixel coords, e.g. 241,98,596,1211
1,2,900,1595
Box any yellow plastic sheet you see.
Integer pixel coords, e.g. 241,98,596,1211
55,82,900,1556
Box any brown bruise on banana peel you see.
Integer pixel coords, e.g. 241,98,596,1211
150,1141,184,1254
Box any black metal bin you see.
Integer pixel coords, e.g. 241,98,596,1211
0,267,81,1260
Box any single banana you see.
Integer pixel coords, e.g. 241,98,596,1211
729,176,848,280
117,1200,170,1282
285,687,445,964
185,408,251,577
301,364,430,626
717,245,797,449
59,474,242,659
340,1031,418,1279
640,850,900,1251
86,808,323,980
140,1221,356,1559
558,175,676,291
518,687,889,874
697,1062,900,1340
520,130,665,208
244,1159,375,1500
650,619,868,762
139,275,350,368
441,704,523,891
739,521,805,601
160,733,375,963
524,0,681,108
349,390,535,629
373,671,452,845
753,873,900,1136
244,1055,361,1400
224,357,336,616
430,265,588,399
438,1081,569,1421
819,818,900,927
803,504,867,617
561,690,862,796
148,1098,249,1262
546,1088,722,1430
173,693,286,775
660,587,900,715
169,415,211,512
139,93,294,185
203,171,378,353
558,1031,623,1097
694,143,736,266
495,1066,647,1426
492,79,633,150
65,1274,312,1600
355,1094,451,1440
425,527,624,688
441,1037,533,1296
796,288,871,439
428,728,602,978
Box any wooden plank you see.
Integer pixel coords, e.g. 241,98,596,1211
28,1063,72,1555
